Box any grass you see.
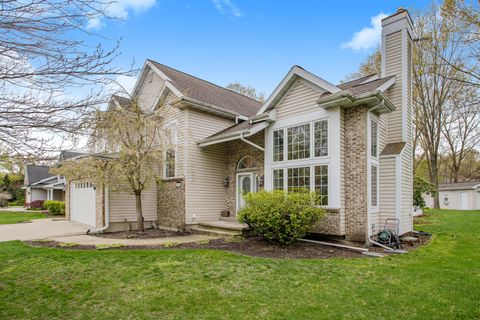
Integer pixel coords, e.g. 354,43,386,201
0,211,46,224
0,209,479,319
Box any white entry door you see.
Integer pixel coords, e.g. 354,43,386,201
459,192,469,210
236,173,255,213
70,181,96,227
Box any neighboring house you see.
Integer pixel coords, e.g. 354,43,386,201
24,151,85,207
424,182,480,210
65,9,414,242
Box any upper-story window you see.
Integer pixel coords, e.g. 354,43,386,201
273,130,284,162
314,120,328,157
287,123,310,160
163,123,177,178
272,119,329,162
371,119,378,158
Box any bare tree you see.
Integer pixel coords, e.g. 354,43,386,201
343,49,381,82
441,81,480,182
0,0,132,158
440,0,480,87
412,3,467,208
54,95,165,231
226,82,266,102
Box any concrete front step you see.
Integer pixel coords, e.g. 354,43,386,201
191,220,249,237
191,227,242,237
219,216,239,222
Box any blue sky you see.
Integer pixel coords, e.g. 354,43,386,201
91,0,430,96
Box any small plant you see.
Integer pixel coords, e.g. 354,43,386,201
162,241,181,248
44,200,65,215
225,236,243,243
197,239,210,245
238,190,325,245
58,242,78,248
28,200,45,210
95,243,125,250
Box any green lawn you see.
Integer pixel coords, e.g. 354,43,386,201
0,209,479,319
0,211,46,224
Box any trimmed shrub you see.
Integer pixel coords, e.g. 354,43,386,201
29,200,45,210
44,200,65,215
238,190,325,245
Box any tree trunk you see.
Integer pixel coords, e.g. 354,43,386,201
134,191,144,232
428,157,440,209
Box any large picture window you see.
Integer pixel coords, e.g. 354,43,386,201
314,165,328,205
287,167,310,192
273,130,284,162
314,120,328,157
273,169,284,190
287,124,310,160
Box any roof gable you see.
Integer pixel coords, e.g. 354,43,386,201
257,65,341,114
25,165,51,186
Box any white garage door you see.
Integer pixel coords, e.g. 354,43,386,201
70,181,96,227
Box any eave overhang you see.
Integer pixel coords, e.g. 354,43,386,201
198,121,270,148
317,90,396,114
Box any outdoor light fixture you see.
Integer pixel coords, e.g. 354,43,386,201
223,176,230,188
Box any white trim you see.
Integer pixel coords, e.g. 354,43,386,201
377,76,396,92
257,66,341,114
146,61,183,97
360,74,379,84
236,172,255,212
198,122,270,147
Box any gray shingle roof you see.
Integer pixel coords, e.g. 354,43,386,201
60,150,86,161
380,142,406,156
112,95,131,108
205,120,255,139
148,60,262,117
321,75,395,99
25,165,51,185
439,181,480,191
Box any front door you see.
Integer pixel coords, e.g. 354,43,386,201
459,192,469,210
236,173,255,213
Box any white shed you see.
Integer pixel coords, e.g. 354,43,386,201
424,182,480,210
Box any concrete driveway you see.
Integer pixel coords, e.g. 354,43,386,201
0,218,88,242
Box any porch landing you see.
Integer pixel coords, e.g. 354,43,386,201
192,219,249,236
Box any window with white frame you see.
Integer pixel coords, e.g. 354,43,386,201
314,165,328,205
314,120,328,157
164,123,177,178
273,169,284,190
287,167,310,192
287,124,310,160
371,119,378,158
273,130,284,162
371,165,378,207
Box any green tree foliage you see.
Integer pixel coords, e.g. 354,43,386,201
226,82,266,102
413,176,437,208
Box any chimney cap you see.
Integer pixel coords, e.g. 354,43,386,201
397,7,405,13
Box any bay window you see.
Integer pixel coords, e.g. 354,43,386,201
273,130,284,162
314,165,328,205
273,169,284,190
314,120,328,157
287,124,310,160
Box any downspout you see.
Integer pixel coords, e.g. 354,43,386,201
240,133,264,151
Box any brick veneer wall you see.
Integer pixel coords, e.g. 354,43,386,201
157,178,186,230
311,209,342,235
344,105,368,242
224,131,265,216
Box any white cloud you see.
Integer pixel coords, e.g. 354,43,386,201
114,75,137,94
87,0,157,30
341,13,388,51
211,0,244,18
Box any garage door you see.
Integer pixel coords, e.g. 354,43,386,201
70,181,96,227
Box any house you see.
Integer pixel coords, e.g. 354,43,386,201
424,182,480,210
65,9,414,242
24,151,85,207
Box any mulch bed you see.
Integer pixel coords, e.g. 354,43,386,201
24,232,431,259
93,229,192,239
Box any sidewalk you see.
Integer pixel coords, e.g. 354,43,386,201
49,233,220,247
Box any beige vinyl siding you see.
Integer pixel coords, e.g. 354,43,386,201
275,79,326,120
385,30,403,143
339,108,346,235
185,109,233,224
108,186,157,222
137,71,165,110
159,92,186,177
379,157,396,224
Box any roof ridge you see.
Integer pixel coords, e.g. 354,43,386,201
339,73,378,86
147,59,262,105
